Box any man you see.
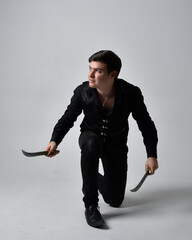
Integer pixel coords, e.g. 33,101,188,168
46,50,158,228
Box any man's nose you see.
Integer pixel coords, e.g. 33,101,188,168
89,69,95,77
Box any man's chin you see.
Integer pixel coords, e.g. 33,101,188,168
89,82,96,88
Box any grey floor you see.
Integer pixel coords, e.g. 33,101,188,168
1,149,192,240
1,1,192,239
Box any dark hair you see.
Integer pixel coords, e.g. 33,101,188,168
89,50,122,78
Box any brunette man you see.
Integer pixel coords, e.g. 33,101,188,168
46,50,158,228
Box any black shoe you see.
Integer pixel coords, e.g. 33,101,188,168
85,206,104,228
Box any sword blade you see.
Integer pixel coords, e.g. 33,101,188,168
130,170,151,192
22,150,60,157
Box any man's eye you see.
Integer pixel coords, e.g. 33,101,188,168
89,67,102,73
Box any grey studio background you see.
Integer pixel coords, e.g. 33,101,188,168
0,0,191,239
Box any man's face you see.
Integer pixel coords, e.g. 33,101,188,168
88,61,116,89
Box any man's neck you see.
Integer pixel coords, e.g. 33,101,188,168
97,83,115,99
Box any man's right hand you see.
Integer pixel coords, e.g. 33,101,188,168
45,141,58,157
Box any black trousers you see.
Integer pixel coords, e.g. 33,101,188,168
79,130,128,208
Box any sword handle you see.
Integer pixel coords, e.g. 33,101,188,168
47,150,60,156
147,169,151,175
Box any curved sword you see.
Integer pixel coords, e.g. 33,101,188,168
130,169,151,192
22,149,60,157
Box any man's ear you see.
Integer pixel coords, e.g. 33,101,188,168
110,71,117,79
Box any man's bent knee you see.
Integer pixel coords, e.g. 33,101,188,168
109,197,124,208
79,131,102,153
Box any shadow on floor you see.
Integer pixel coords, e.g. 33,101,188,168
102,186,192,220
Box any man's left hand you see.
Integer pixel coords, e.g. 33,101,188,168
145,157,159,175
